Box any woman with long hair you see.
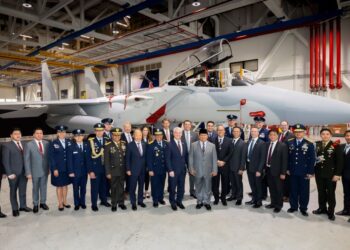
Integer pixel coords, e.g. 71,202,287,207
142,126,153,199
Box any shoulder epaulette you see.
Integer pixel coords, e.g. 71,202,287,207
105,141,111,146
88,137,94,141
288,138,295,141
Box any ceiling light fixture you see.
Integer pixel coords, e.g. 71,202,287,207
116,21,128,27
19,34,32,39
22,2,32,8
112,30,119,34
80,35,90,39
126,15,131,19
62,42,69,46
192,1,201,7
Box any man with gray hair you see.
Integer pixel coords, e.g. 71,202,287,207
189,128,217,210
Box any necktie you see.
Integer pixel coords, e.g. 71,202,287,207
137,143,143,156
17,142,23,152
345,144,350,154
79,144,83,152
186,132,190,150
99,139,103,145
219,138,223,145
61,140,65,149
201,142,205,153
158,141,162,147
248,140,255,161
209,132,212,139
229,127,232,136
296,140,300,146
267,142,274,166
38,141,43,155
177,140,182,155
166,130,170,141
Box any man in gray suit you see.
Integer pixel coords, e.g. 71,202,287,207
2,128,32,217
189,128,217,210
181,120,198,198
228,127,246,206
24,128,50,213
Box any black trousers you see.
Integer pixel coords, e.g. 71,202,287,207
266,169,283,209
247,171,262,204
111,176,125,206
283,174,290,198
144,171,150,191
212,166,229,201
229,170,243,200
8,172,28,211
342,177,350,211
262,174,268,198
315,175,336,213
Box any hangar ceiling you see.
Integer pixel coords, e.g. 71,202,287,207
0,0,345,86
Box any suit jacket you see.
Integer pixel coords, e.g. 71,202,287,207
181,130,198,152
315,141,343,178
265,141,288,176
340,144,350,178
189,141,218,178
121,132,133,144
278,131,295,143
2,141,26,176
214,136,232,164
228,138,246,172
225,127,245,141
168,139,188,174
104,141,126,177
49,139,72,173
245,138,266,173
126,140,146,176
67,141,90,177
24,140,49,178
207,130,218,143
162,128,174,142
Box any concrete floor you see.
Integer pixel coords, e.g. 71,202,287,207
0,174,349,250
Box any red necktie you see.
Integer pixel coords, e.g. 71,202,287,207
38,141,43,155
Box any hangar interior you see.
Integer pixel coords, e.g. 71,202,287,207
0,0,350,249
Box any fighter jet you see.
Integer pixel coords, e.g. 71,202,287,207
0,39,349,132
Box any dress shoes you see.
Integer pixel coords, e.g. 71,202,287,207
312,208,327,215
40,204,49,210
273,208,281,213
12,210,20,217
111,206,117,212
300,210,308,217
0,210,6,218
138,203,146,208
153,203,159,208
265,204,274,209
176,203,185,209
196,203,203,209
204,204,211,211
287,208,297,213
74,206,80,211
91,206,98,212
221,200,227,206
81,205,87,209
33,205,39,213
235,200,242,206
132,205,137,211
159,200,166,205
100,202,111,207
335,210,350,216
63,204,71,209
227,196,236,201
171,204,177,211
19,207,32,212
253,203,262,208
118,204,127,210
245,200,254,205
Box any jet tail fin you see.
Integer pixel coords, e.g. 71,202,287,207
42,62,58,101
84,67,104,98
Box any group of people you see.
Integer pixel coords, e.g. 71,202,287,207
0,115,349,224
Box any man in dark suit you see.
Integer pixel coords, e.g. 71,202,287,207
2,128,32,217
207,121,218,143
161,118,173,142
126,129,147,210
313,128,343,221
168,127,188,210
336,130,350,223
278,120,295,202
0,143,6,218
265,129,288,213
121,121,133,196
227,127,246,205
225,115,244,140
212,125,231,206
245,127,266,208
181,120,198,198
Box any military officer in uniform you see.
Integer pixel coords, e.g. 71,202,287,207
49,125,72,211
312,128,343,220
253,116,269,143
67,129,90,211
147,128,170,207
102,118,114,141
88,123,111,211
104,128,127,212
225,114,244,140
286,124,315,216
